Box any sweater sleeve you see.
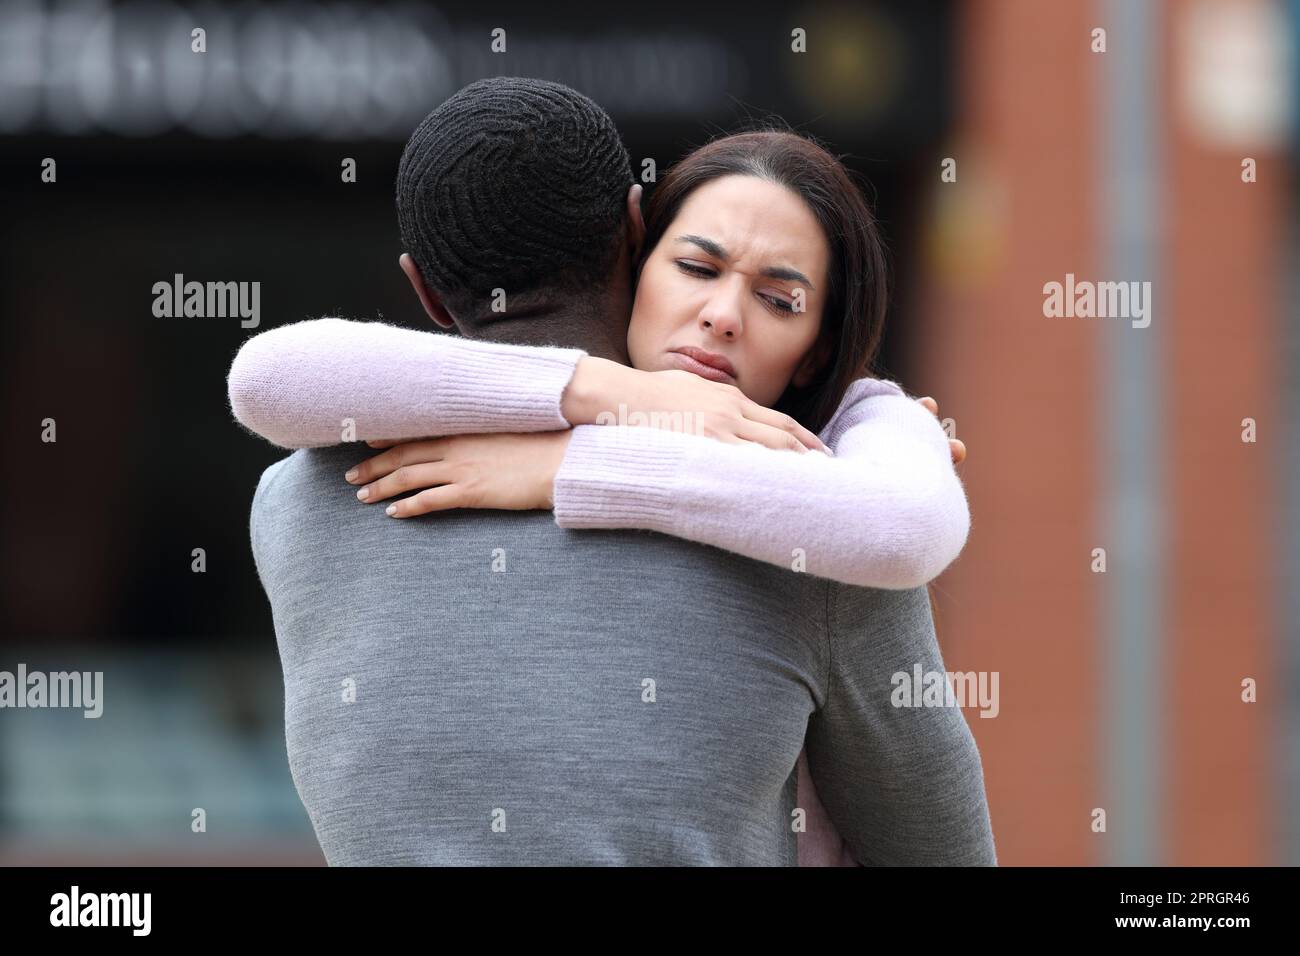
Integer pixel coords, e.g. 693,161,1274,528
805,582,998,865
226,318,587,449
551,377,971,589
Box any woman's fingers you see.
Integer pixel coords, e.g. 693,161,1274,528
384,484,464,518
916,397,966,464
346,439,446,485
354,462,450,504
742,402,830,453
733,419,816,454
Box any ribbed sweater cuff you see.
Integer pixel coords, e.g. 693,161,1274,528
430,338,586,431
552,424,688,531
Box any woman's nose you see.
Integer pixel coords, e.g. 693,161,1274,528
698,297,743,340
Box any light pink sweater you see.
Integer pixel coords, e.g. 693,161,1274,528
228,318,972,864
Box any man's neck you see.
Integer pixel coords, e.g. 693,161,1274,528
463,296,631,365
462,233,639,364
466,317,627,364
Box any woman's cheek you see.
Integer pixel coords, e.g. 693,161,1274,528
754,345,807,406
628,304,674,370
626,322,651,370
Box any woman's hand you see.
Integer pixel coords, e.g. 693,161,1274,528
917,396,967,465
562,357,831,455
344,431,573,518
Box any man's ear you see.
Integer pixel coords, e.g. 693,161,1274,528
626,184,646,262
399,253,456,329
792,334,834,388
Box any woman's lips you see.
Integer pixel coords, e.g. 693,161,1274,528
667,349,736,383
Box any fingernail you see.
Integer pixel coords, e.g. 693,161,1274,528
345,468,359,482
356,487,369,501
385,504,397,516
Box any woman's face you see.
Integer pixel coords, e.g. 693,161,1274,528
627,174,830,407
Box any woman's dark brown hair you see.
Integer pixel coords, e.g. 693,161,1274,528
637,128,890,435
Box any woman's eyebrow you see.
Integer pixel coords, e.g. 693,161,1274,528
674,234,815,291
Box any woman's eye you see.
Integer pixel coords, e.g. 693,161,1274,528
675,261,716,278
763,295,796,314
675,260,795,314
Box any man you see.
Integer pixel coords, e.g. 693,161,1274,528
238,77,996,865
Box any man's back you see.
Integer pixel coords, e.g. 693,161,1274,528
251,444,996,866
251,444,832,865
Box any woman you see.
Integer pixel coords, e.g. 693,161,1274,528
230,129,971,865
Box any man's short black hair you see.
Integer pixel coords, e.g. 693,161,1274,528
396,76,633,328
